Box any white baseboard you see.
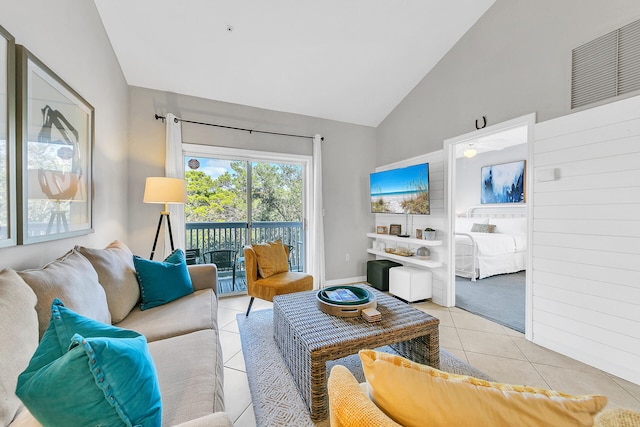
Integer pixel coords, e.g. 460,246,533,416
323,276,367,288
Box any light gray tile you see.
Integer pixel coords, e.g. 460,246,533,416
534,364,640,411
222,319,240,334
219,295,253,311
451,311,507,334
414,305,454,327
219,330,243,363
457,329,526,360
443,347,468,364
608,375,640,405
225,349,246,372
439,325,463,350
234,404,257,427
219,307,242,329
465,352,550,389
511,337,602,374
502,325,524,337
223,367,253,422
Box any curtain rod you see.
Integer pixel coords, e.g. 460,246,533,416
154,114,322,141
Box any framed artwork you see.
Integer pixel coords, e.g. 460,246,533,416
389,224,401,236
16,45,94,244
0,25,16,247
415,229,423,240
376,225,388,234
481,160,526,204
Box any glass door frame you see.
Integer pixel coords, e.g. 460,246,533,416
182,143,312,272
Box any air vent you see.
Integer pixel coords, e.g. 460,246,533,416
571,18,640,109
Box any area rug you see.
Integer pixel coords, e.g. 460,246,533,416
237,309,493,427
455,271,525,333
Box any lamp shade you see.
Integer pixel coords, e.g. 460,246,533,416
143,177,187,204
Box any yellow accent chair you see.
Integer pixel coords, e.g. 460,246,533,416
244,241,313,316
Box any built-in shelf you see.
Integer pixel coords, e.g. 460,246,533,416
366,249,443,269
366,233,442,247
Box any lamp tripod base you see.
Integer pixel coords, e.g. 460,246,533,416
150,212,175,260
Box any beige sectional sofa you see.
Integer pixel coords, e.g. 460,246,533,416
0,241,233,427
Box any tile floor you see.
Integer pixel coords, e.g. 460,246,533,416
218,295,640,426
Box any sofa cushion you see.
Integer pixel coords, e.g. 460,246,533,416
116,289,217,342
134,249,194,310
148,329,225,426
76,240,140,323
16,300,161,427
18,249,111,338
252,240,288,278
0,270,39,426
118,289,218,342
360,349,608,427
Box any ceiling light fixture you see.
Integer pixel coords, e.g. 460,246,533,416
463,145,477,158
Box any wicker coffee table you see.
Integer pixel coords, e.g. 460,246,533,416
273,284,439,421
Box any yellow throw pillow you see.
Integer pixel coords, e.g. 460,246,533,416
252,240,289,278
360,350,608,427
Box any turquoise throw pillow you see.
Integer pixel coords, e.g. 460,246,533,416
16,299,162,427
133,249,194,310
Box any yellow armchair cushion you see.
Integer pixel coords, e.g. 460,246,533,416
360,349,608,427
252,240,288,278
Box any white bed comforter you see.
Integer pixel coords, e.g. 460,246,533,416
456,232,526,256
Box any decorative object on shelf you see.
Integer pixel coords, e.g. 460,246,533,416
481,160,526,204
423,228,437,240
316,286,377,317
384,247,413,257
143,177,187,259
416,246,431,260
376,225,388,234
389,224,401,236
372,241,386,251
16,45,95,244
415,229,423,239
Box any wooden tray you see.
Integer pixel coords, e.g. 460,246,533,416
315,292,377,317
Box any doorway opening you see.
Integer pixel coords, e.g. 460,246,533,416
445,114,534,337
182,145,311,296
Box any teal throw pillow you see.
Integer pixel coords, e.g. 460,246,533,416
16,299,162,427
133,249,194,310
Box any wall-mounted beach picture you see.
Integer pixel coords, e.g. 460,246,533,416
370,163,430,215
481,160,525,204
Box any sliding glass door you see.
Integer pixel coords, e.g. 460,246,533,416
183,154,305,295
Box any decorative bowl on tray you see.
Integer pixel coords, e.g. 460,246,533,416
316,285,377,317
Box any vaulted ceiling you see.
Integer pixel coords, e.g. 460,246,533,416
95,0,495,127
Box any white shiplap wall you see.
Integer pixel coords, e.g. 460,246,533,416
533,95,640,384
372,150,448,305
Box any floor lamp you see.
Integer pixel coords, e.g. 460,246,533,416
143,177,187,260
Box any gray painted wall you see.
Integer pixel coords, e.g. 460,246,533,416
128,86,376,281
377,0,640,164
0,0,129,269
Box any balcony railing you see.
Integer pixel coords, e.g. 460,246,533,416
185,221,304,271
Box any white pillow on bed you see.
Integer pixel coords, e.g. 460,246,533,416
455,217,488,233
492,218,527,235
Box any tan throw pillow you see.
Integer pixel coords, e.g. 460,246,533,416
18,249,111,338
0,269,39,426
360,350,607,427
252,240,289,278
76,241,140,323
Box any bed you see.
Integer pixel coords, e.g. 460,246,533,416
455,205,527,281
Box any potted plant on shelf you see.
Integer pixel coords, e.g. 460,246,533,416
423,227,437,240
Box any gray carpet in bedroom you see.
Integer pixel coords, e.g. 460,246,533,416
455,271,525,333
237,309,493,427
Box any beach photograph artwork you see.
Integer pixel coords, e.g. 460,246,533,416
370,163,430,214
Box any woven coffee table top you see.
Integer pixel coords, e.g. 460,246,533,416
273,284,439,353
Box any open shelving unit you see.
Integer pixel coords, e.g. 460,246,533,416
366,233,443,269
